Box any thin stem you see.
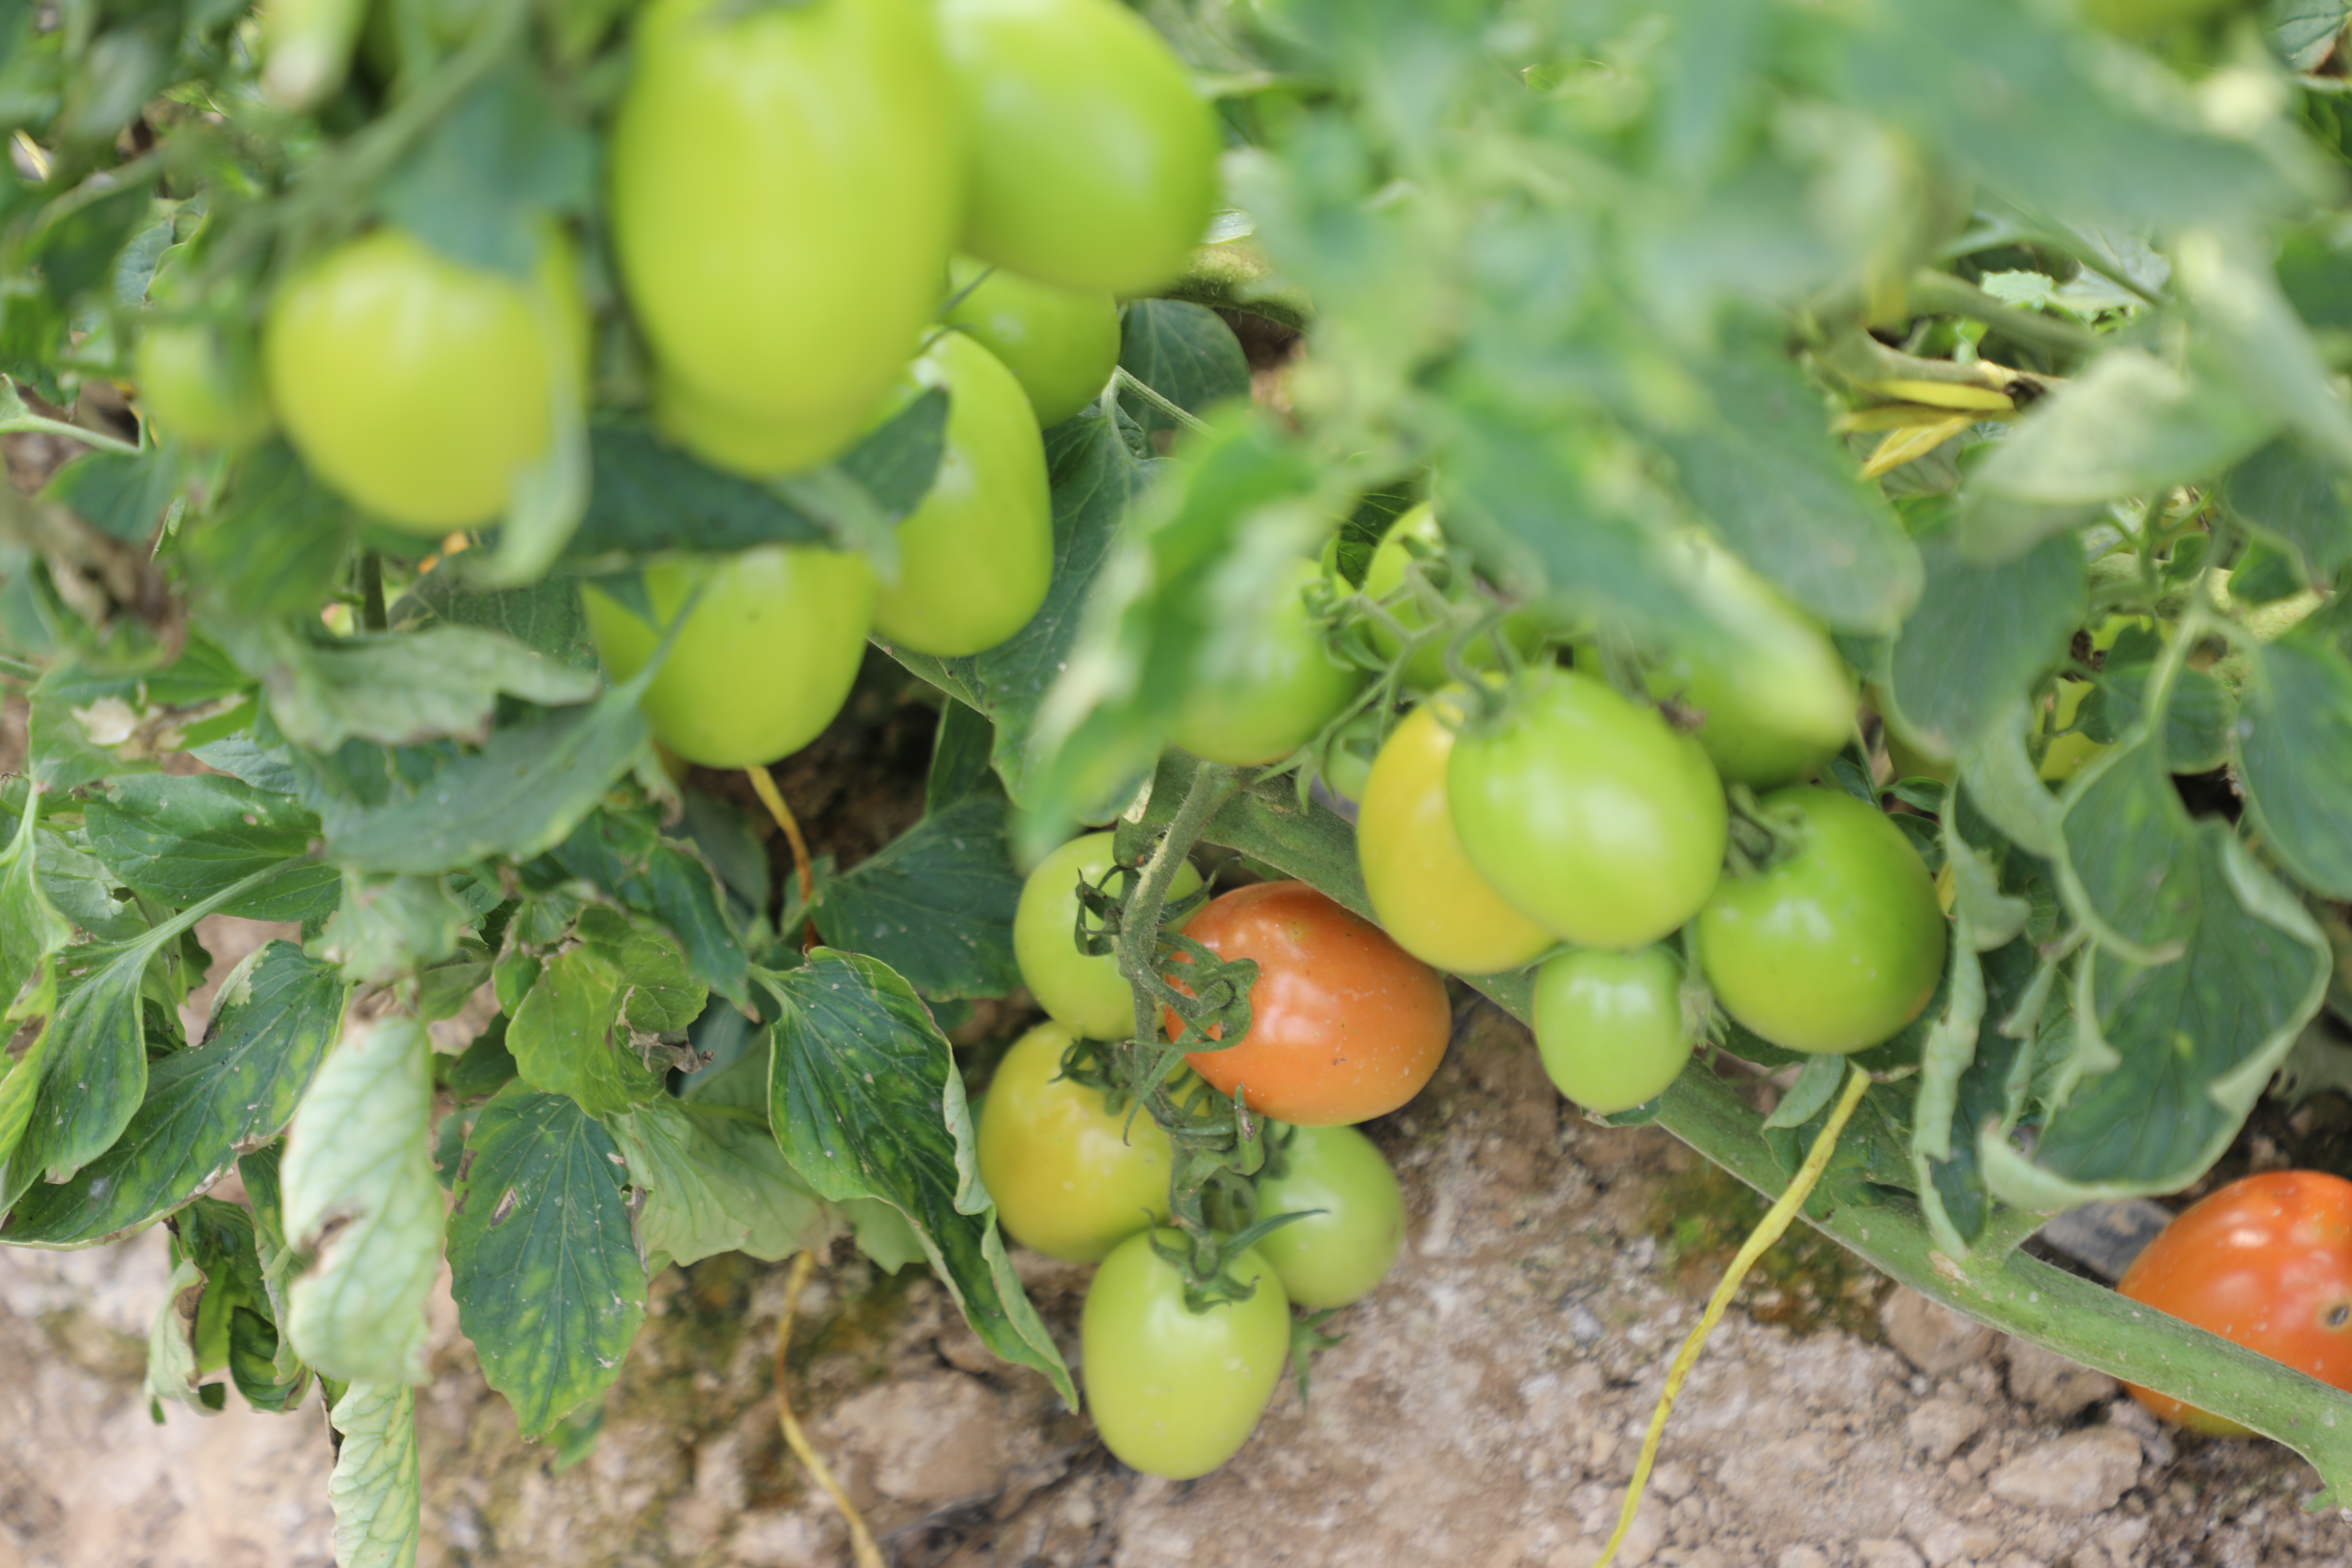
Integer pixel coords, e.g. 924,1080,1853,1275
0,653,35,681
0,408,140,457
774,1251,883,1568
1110,367,1212,436
745,765,819,946
1121,762,1240,1046
359,553,387,634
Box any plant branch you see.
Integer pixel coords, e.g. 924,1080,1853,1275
1110,367,1212,435
774,1251,882,1568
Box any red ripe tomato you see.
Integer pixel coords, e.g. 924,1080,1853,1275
1167,881,1450,1126
2116,1170,2352,1436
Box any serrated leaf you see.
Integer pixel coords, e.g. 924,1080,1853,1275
610,1096,833,1267
83,773,339,922
309,870,469,986
506,908,701,1117
448,1085,646,1439
282,1015,443,1385
224,623,600,753
543,804,748,1007
327,1382,421,1568
4,942,342,1246
389,571,598,672
1118,299,1250,434
2238,634,2352,899
1971,349,2276,511
766,950,1075,1407
811,796,1021,1002
1884,525,2085,759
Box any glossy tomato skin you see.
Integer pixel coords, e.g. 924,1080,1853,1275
943,255,1120,427
1448,668,1728,951
1360,505,1542,693
263,226,585,531
1254,1124,1405,1310
1014,833,1203,1040
1532,946,1694,1114
1082,1228,1291,1479
1172,881,1450,1127
1169,556,1364,767
871,332,1052,656
135,322,274,449
2117,1171,2352,1435
938,0,1221,297
976,1021,1171,1262
1695,785,1946,1055
1357,697,1554,976
580,545,875,768
609,0,955,476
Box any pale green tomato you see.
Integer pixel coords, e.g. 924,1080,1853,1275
1361,504,1542,692
1014,832,1202,1040
1169,556,1365,766
262,225,585,531
580,545,875,768
609,0,957,475
1531,946,1695,1114
942,255,1120,427
1253,1124,1405,1310
976,1021,1171,1262
135,322,274,449
872,331,1052,656
939,0,1222,296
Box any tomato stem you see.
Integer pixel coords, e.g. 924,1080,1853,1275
744,765,819,947
773,1251,883,1568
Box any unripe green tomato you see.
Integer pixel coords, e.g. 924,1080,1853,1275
942,255,1120,427
135,322,275,449
1081,1228,1291,1479
1253,1124,1405,1309
1650,540,1856,789
939,0,1222,296
1169,556,1365,766
1356,696,1554,976
580,545,875,769
1013,832,1202,1039
976,1020,1171,1262
1531,946,1695,1114
1360,504,1542,692
609,0,957,476
871,331,1052,657
264,226,585,532
1317,707,1384,805
1448,668,1728,951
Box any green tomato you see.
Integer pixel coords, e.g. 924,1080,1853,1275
580,545,875,769
1253,1124,1405,1310
938,0,1222,296
1531,946,1695,1114
1169,556,1365,766
1360,504,1542,693
135,321,274,449
1317,707,1385,805
1014,832,1203,1039
1081,1228,1291,1479
1695,785,1947,1055
871,332,1052,657
609,0,957,475
1448,668,1728,951
1356,696,1554,976
262,225,585,532
1648,538,1856,789
976,1020,1170,1262
942,255,1120,427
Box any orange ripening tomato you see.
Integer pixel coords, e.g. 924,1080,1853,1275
2116,1170,2352,1436
1166,881,1449,1126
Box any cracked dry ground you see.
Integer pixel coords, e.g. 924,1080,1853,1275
1,992,2344,1568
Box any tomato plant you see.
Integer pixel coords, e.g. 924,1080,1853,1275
1169,880,1450,1127
943,255,1122,428
1168,555,1364,766
2117,1172,2352,1435
870,330,1052,657
1015,831,1203,1040
1448,668,1728,952
1530,946,1694,1115
1080,1228,1292,1480
1356,696,1554,976
1359,504,1542,692
976,1020,1171,1262
262,225,586,531
1695,786,1946,1056
1252,1123,1406,1310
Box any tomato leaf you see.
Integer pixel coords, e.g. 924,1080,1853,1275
42,446,182,543
0,786,72,1050
282,1014,444,1386
765,950,1077,1407
505,907,703,1118
608,1096,835,1268
377,62,596,276
3,941,342,1246
538,799,750,1008
217,622,600,753
1970,349,2277,510
811,795,1022,1002
925,698,997,814
1118,299,1249,434
1884,524,2084,760
390,570,600,672
178,443,358,619
1909,937,2046,1258
82,772,341,922
326,1381,422,1568
448,1084,647,1439
2237,634,2352,899
0,940,157,1216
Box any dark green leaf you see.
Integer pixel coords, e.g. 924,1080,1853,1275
1884,525,2084,760
1118,299,1250,434
376,63,595,276
767,950,1074,1406
0,942,152,1216
83,773,339,922
43,448,182,544
448,1085,646,1439
2077,664,2235,775
181,443,357,619
506,907,702,1116
925,699,996,815
390,570,599,672
2238,634,2352,899
2217,438,2352,587
32,182,150,301
812,796,1022,1002
544,804,749,1008
220,622,600,753
838,387,951,517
